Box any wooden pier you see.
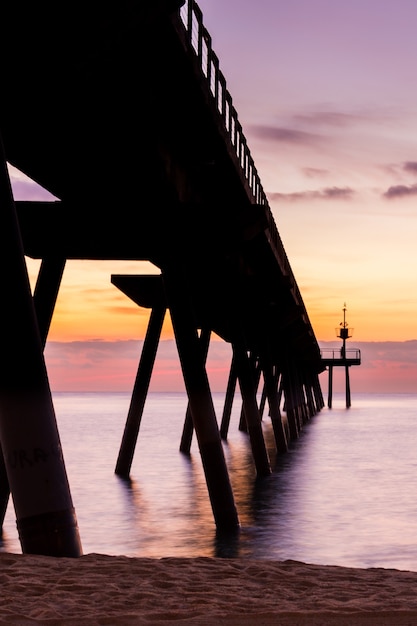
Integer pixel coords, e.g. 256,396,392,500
0,0,325,555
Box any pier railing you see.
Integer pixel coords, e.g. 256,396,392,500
180,0,266,206
177,0,312,329
321,348,361,362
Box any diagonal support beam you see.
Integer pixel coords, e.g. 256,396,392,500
115,304,166,477
0,255,66,531
179,327,211,454
233,343,271,477
162,264,239,532
33,257,66,348
220,354,237,440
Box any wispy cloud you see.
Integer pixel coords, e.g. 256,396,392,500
249,125,321,146
383,184,417,199
302,167,330,178
293,111,367,128
269,187,355,202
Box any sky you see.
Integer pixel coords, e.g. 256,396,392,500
10,0,417,394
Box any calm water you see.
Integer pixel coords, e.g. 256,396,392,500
2,391,417,571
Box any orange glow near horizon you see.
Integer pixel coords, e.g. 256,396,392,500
26,256,417,345
26,258,175,342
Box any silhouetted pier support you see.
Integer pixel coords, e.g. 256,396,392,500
282,362,300,441
0,255,68,531
33,258,66,348
179,327,211,454
0,448,9,532
0,137,82,556
262,360,288,454
0,256,67,531
328,365,333,409
327,360,354,408
220,354,237,440
111,270,325,531
163,265,239,531
345,363,351,409
115,304,166,477
233,343,271,477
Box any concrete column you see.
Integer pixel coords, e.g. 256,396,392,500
0,136,82,556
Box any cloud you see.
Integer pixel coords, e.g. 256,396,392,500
44,339,231,392
43,338,417,394
383,184,417,199
269,186,355,202
249,125,321,146
302,167,330,178
403,161,417,174
293,111,366,127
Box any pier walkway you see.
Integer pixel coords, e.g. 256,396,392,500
0,0,325,555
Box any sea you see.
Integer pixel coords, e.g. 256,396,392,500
2,391,417,572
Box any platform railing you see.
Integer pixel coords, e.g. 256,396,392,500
321,348,361,361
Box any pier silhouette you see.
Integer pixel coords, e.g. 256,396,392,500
0,0,326,555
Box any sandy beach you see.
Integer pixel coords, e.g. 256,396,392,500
1,552,417,625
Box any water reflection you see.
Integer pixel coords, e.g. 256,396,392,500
2,392,417,571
